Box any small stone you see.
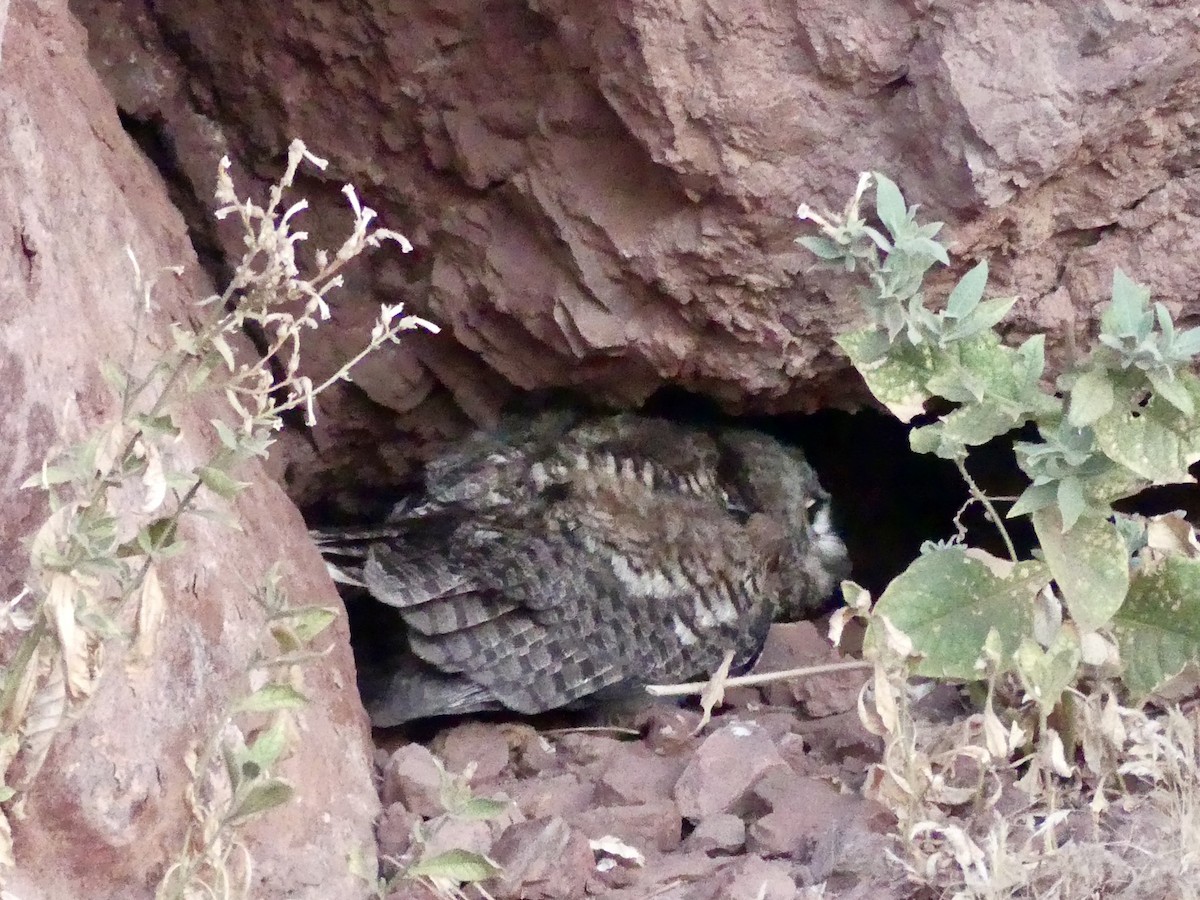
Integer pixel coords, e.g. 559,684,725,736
504,772,595,819
673,722,788,819
373,747,393,773
569,798,682,853
486,816,593,899
554,732,624,769
421,816,494,859
380,744,444,816
683,813,746,855
721,855,798,900
602,850,727,898
638,705,704,756
752,622,862,717
776,733,819,777
375,802,419,860
726,709,798,743
482,789,526,833
432,721,511,783
508,726,560,776
746,768,861,858
595,742,686,805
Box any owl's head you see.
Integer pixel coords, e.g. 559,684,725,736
719,432,851,618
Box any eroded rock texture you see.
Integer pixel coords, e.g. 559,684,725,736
0,3,377,897
68,0,1200,506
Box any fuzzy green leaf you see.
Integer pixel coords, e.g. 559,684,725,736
796,235,846,260
271,606,338,650
1013,631,1081,716
1092,393,1200,484
454,797,512,821
227,778,294,825
21,466,76,489
1067,368,1115,426
901,236,950,266
873,172,908,238
909,404,1015,459
1009,482,1056,519
232,684,309,715
1032,508,1129,631
212,419,242,452
100,360,128,396
1104,268,1151,336
861,226,892,253
1172,326,1200,360
931,333,1043,412
287,606,339,643
945,262,988,318
243,716,290,775
1056,476,1088,532
136,518,178,555
837,328,938,422
1146,370,1195,417
1017,335,1046,389
1112,557,1200,698
196,465,249,500
134,414,179,438
408,849,501,884
944,297,1018,343
866,549,1047,680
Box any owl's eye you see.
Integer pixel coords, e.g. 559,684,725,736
724,497,752,525
808,498,834,533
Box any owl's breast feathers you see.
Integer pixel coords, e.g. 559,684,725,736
318,412,847,725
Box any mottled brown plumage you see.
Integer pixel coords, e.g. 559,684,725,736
317,411,848,726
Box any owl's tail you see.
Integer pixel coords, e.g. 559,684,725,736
310,526,409,587
359,653,502,726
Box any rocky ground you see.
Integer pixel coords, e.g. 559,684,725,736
372,622,907,899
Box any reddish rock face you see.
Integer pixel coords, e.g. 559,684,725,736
0,3,377,897
67,0,1200,507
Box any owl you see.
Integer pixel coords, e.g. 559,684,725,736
316,410,849,727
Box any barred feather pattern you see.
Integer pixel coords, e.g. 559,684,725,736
316,411,850,726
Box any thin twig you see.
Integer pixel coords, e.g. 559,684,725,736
955,458,1018,562
645,659,873,698
540,726,641,738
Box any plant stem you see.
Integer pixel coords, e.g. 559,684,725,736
955,458,1018,562
0,620,46,730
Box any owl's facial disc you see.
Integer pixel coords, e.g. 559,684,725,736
804,495,851,600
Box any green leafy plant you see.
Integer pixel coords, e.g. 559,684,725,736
0,139,437,879
807,173,1200,896
157,568,339,899
799,170,1200,742
359,758,508,899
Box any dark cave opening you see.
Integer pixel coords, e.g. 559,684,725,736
635,388,1037,597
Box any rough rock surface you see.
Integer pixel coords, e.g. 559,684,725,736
66,0,1200,507
372,621,893,898
0,3,378,897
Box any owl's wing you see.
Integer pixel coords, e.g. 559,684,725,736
393,487,776,715
362,524,635,714
346,412,790,721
